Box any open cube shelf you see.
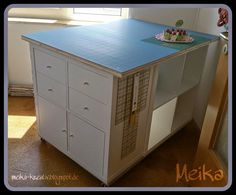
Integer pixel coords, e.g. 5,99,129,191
180,45,208,94
171,86,198,132
154,45,208,109
154,55,185,109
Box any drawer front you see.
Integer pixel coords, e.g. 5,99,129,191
69,113,104,177
69,88,108,130
37,96,67,152
37,72,66,108
69,62,110,104
34,49,66,85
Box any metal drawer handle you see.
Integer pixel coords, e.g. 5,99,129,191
83,81,89,86
223,44,228,55
62,129,67,132
48,88,53,92
83,106,89,111
46,65,52,69
70,134,74,137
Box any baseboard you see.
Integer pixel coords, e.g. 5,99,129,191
8,84,34,96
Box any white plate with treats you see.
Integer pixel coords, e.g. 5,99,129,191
155,28,194,43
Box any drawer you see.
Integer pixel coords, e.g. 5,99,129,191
34,49,66,85
37,72,66,108
69,87,108,130
37,96,67,153
69,113,104,177
68,62,110,104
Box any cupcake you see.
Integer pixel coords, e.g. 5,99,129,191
163,28,189,41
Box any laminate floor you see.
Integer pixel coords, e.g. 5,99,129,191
7,96,200,188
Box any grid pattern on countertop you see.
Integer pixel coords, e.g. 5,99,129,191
22,19,218,74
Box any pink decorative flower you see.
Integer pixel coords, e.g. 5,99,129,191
217,8,228,27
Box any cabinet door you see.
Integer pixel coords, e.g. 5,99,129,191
69,114,105,177
148,98,177,150
37,96,67,152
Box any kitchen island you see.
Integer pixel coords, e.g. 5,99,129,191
22,19,218,185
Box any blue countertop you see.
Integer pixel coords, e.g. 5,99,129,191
23,19,218,76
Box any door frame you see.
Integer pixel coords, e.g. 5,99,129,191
193,33,229,187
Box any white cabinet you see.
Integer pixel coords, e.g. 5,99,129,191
69,114,105,176
37,96,67,153
31,45,113,183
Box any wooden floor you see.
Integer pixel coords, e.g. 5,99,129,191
8,96,201,187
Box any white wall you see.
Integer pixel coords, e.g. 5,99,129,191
8,22,66,85
196,8,225,35
129,8,199,30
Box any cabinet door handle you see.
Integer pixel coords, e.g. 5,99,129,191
83,81,89,86
83,106,89,111
46,65,52,69
62,129,67,132
70,134,74,137
48,88,53,92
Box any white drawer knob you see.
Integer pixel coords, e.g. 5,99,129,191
83,81,89,86
48,88,53,92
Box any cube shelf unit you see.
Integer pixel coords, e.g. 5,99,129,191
148,45,208,150
154,45,208,110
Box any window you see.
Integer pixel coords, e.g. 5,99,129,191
8,7,128,23
70,8,128,23
73,8,122,16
